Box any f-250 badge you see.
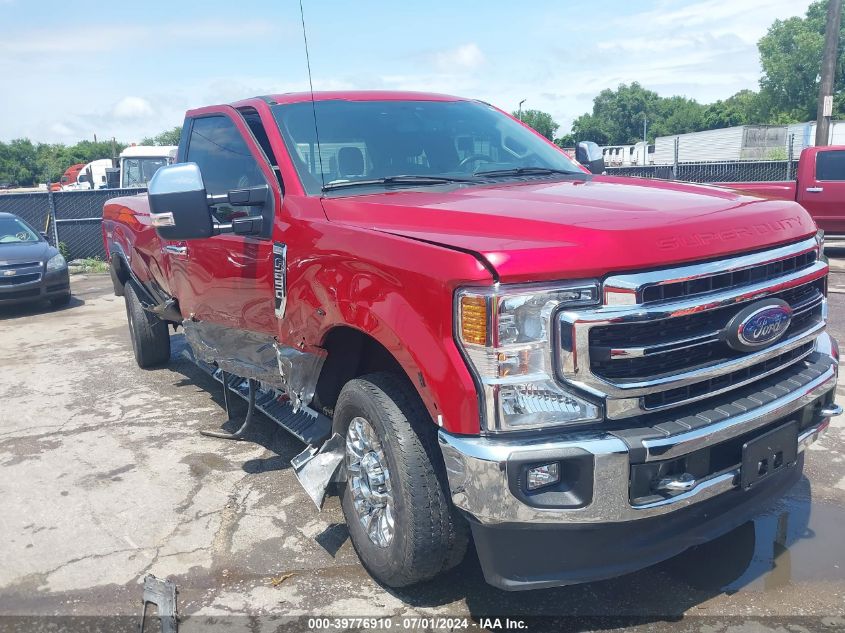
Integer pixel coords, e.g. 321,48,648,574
273,242,287,318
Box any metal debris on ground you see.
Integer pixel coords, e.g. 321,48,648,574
139,574,178,633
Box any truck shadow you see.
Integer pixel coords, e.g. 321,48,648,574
164,334,303,472
387,477,821,626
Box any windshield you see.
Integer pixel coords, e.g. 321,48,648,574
123,157,169,187
272,99,582,195
0,216,40,244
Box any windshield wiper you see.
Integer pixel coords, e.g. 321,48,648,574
473,167,581,178
322,174,476,192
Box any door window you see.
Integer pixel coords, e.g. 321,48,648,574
186,116,267,222
815,150,845,181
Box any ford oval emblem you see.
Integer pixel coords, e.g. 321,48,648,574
724,299,792,352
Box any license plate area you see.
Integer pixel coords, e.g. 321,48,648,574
740,421,798,490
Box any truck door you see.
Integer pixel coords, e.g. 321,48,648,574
798,148,845,235
168,109,280,335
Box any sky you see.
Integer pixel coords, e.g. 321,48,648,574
0,0,815,144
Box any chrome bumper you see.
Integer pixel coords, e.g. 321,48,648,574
439,333,840,525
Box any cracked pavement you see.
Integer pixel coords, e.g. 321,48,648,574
0,269,843,632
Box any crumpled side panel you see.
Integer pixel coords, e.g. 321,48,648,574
183,319,283,388
276,343,327,411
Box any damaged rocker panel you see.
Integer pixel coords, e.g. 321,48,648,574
182,318,326,412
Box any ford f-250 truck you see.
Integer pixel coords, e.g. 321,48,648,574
730,145,845,239
102,91,841,591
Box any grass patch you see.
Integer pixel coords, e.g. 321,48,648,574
71,258,110,274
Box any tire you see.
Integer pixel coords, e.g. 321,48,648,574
124,281,170,368
335,372,468,587
50,293,71,308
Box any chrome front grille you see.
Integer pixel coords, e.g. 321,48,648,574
557,236,828,420
639,249,818,304
589,280,825,381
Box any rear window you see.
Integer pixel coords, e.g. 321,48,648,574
815,150,845,181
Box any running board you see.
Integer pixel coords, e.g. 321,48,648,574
187,352,332,446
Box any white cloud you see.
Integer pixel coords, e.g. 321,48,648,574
112,97,155,120
432,43,485,71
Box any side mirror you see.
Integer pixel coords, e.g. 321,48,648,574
148,163,214,240
575,141,605,175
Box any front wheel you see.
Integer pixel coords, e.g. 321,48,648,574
335,372,468,587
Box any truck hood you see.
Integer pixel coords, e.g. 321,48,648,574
321,175,815,283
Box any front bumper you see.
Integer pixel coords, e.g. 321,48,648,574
0,268,69,305
439,332,840,589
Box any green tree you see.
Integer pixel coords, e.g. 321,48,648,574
513,109,559,140
569,113,610,145
702,89,761,129
570,83,674,145
0,140,39,186
757,0,845,122
652,95,706,137
141,126,182,146
0,138,128,186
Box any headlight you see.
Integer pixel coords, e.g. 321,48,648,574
46,253,66,272
456,281,602,432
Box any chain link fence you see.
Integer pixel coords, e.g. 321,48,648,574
605,133,799,183
0,188,143,260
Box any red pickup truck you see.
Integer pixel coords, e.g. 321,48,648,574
103,91,841,591
730,145,845,238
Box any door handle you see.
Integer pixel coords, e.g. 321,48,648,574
806,187,824,193
164,245,188,257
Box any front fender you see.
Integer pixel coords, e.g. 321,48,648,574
282,219,492,436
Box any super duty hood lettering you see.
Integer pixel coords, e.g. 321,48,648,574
657,216,804,251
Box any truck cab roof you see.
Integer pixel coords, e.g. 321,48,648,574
219,90,469,113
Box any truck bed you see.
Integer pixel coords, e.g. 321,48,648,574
102,193,172,296
719,180,797,200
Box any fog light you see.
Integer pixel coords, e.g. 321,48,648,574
526,462,560,491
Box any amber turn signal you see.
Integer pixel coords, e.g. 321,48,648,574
460,294,488,345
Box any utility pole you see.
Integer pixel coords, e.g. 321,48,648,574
518,99,526,121
816,0,842,146
642,115,648,166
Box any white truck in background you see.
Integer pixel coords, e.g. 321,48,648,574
601,141,653,166
119,145,177,189
64,159,114,190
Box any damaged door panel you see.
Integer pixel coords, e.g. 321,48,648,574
183,319,283,386
183,318,327,411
